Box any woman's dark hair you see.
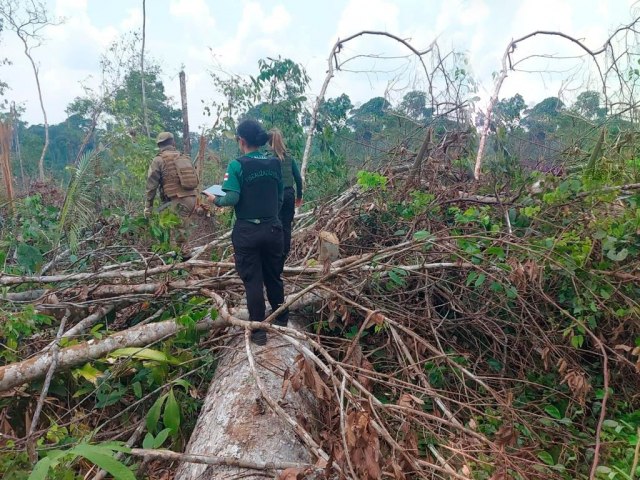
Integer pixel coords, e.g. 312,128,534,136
236,119,269,148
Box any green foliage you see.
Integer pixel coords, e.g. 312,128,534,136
146,388,181,436
0,306,53,362
28,442,133,480
208,56,309,156
58,151,101,252
493,93,526,131
356,170,388,190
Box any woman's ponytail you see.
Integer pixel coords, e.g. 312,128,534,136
268,128,287,161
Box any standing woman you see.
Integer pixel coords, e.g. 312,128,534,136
207,119,288,345
268,128,303,263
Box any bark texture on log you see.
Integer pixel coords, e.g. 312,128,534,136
174,320,316,480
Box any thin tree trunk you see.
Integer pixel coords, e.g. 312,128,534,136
74,107,101,165
0,122,15,212
10,102,25,190
473,43,509,181
140,0,150,137
300,38,338,186
408,126,432,186
179,70,191,155
21,40,49,182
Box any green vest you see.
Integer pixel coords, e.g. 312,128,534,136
281,155,294,189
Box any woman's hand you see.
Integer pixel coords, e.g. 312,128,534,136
295,197,303,208
204,193,217,203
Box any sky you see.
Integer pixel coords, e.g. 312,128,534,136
0,0,638,129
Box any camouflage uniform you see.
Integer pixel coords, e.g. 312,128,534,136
146,132,199,248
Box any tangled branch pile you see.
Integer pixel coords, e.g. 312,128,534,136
0,141,638,479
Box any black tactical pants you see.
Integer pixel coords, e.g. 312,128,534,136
279,187,296,262
232,219,285,323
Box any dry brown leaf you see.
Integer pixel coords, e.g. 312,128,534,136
539,346,551,371
278,468,304,480
389,461,406,480
367,312,385,328
468,418,478,431
562,369,590,405
345,411,381,479
281,367,291,400
557,358,568,374
397,394,414,409
494,423,518,449
615,344,633,352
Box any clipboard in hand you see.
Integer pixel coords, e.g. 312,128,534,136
202,185,226,197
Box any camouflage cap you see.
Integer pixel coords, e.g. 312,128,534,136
156,132,174,144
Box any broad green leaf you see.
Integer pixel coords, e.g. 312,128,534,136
544,404,562,420
413,230,431,241
71,445,135,480
607,248,629,262
164,389,181,434
388,270,406,287
28,457,52,480
146,393,168,434
142,433,155,449
154,428,172,448
465,271,478,286
571,335,584,349
474,273,486,288
173,379,192,391
132,381,142,399
109,348,179,365
73,363,104,385
97,442,131,454
537,450,555,466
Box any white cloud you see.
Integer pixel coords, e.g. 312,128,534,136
120,7,142,31
2,0,636,130
262,5,292,34
335,0,400,39
169,0,216,30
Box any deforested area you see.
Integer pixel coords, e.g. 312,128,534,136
0,1,638,479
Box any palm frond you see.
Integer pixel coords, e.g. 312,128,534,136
58,150,100,252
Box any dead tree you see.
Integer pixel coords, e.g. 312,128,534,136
300,30,434,184
140,0,150,137
179,70,191,155
473,17,640,180
0,0,61,182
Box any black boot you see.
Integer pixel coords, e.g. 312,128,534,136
273,308,289,328
250,328,267,346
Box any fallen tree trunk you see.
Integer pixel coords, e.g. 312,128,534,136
0,315,222,392
0,290,325,392
174,319,318,480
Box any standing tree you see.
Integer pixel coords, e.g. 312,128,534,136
572,90,607,121
0,0,61,182
140,0,149,137
0,16,11,109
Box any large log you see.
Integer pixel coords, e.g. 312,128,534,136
174,320,317,480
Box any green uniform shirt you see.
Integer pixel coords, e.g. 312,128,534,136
216,151,283,219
